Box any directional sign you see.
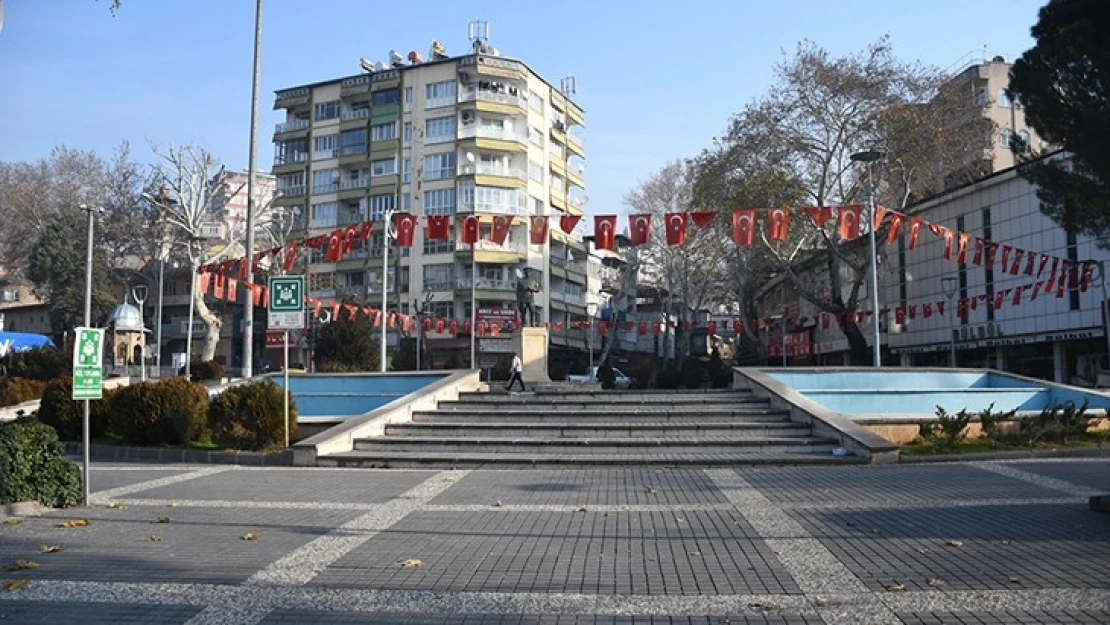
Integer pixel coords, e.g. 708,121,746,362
72,327,104,400
268,276,305,330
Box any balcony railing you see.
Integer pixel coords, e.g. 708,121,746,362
277,185,306,197
275,119,309,134
458,86,528,109
273,152,309,166
456,198,528,216
456,277,516,291
459,163,527,180
313,149,338,160
457,125,528,144
454,239,526,255
339,178,368,190
423,280,456,292
341,109,370,121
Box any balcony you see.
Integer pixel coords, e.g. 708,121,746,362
276,185,306,197
457,199,528,217
341,109,371,121
458,86,528,111
454,239,527,256
273,152,309,166
459,163,527,187
456,277,516,291
567,132,585,157
458,125,528,145
274,119,309,135
313,149,339,161
339,177,369,191
340,75,371,97
423,281,456,292
274,87,310,109
312,183,339,195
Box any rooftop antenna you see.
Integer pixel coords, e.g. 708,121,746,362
560,76,577,97
468,20,489,54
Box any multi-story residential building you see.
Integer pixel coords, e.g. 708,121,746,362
271,32,587,369
206,169,278,244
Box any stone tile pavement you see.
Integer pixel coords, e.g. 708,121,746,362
0,460,1106,624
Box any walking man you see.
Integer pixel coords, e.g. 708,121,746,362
505,352,525,392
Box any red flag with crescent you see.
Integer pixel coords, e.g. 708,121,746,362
908,218,924,250
690,212,716,228
283,243,299,271
461,215,480,245
559,214,581,233
594,215,617,250
804,206,833,227
837,205,862,240
426,215,450,241
393,213,417,247
732,209,756,246
887,212,905,244
1010,248,1025,275
629,214,651,246
941,228,955,260
664,212,687,245
956,233,971,264
324,229,343,262
873,205,889,230
358,220,374,241
529,216,548,245
767,207,790,240
491,215,512,245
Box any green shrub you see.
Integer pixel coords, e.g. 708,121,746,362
0,417,83,508
0,377,46,407
924,405,973,453
314,303,380,372
191,360,225,382
108,378,210,446
209,380,296,451
977,402,1018,448
1058,400,1092,444
35,377,109,441
2,343,72,382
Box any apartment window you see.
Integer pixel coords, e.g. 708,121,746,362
403,121,413,146
308,271,335,290
311,169,338,194
480,117,505,130
313,134,337,158
425,80,457,108
429,301,454,319
340,129,367,155
368,194,395,219
423,235,454,255
999,128,1014,148
344,271,365,288
528,160,544,183
403,87,413,108
530,126,544,147
424,152,456,180
997,89,1012,108
314,100,340,121
349,100,370,113
310,201,338,228
532,197,543,215
371,158,396,176
424,116,456,144
402,157,411,183
529,94,543,113
402,193,411,211
277,172,304,193
274,138,308,164
423,263,454,290
975,88,988,107
340,200,363,224
372,89,399,106
370,122,397,141
424,188,455,215
1018,129,1031,148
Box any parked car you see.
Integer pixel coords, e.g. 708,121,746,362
566,366,632,389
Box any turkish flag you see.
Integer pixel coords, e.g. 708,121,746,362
342,224,358,256
767,207,790,240
923,303,932,318
732,209,756,246
985,242,999,268
908,218,924,250
1024,251,1036,276
422,317,433,332
1001,245,1012,272
594,215,617,250
449,319,459,334
345,304,358,321
393,213,417,247
629,214,651,246
1038,254,1050,277
887,212,905,244
198,272,211,296
324,229,343,262
664,212,688,245
559,214,582,233
942,228,955,260
638,322,647,336
690,212,716,228
956,233,971,264
707,321,717,336
895,307,905,324
873,205,889,231
1010,248,1025,275
283,243,299,271
226,278,238,302
652,322,661,337
1080,263,1095,292
426,215,450,240
837,205,862,240
804,206,833,227
529,216,548,244
358,220,374,241
461,215,479,245
435,318,446,333
491,215,512,245
972,238,984,266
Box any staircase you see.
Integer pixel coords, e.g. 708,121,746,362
317,387,864,468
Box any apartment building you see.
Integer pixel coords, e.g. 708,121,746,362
271,33,587,368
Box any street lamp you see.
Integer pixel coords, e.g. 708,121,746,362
586,301,598,375
78,203,104,507
131,284,149,381
851,148,885,367
184,237,201,379
941,276,958,368
380,209,397,372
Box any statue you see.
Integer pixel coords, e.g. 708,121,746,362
515,267,540,327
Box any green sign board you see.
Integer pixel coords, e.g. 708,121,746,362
268,275,305,330
72,327,104,400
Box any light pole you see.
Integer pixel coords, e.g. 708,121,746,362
1091,260,1110,379
241,0,263,380
78,203,104,508
413,293,433,371
941,276,958,368
131,284,148,381
380,209,397,372
586,301,598,375
851,149,885,367
185,238,200,379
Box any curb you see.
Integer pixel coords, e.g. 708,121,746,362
900,445,1109,463
63,442,294,466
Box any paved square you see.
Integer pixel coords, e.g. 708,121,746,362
86,466,197,493
999,461,1110,493
0,600,202,624
428,469,730,506
128,468,435,504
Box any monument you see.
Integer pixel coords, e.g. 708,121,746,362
513,267,549,384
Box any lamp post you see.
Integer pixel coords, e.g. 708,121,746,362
78,203,104,508
380,209,397,372
941,276,958,368
586,301,598,375
131,284,148,381
851,149,885,367
241,0,263,380
184,237,200,379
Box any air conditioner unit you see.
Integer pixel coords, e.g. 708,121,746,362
461,111,475,124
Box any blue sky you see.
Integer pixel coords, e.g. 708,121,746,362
1,0,1045,216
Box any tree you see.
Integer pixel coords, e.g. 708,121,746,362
695,39,992,364
314,303,380,372
27,214,117,336
1008,0,1110,241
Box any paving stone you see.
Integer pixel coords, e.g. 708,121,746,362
309,508,799,596
88,467,196,493
126,468,435,504
428,469,729,506
896,609,1110,624
258,611,825,624
998,460,1109,493
789,503,1110,592
0,600,202,623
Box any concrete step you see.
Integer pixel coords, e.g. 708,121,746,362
439,397,771,410
388,421,812,438
352,435,836,455
458,391,758,404
414,407,790,420
318,450,864,469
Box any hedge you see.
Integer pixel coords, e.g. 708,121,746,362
0,417,83,508
209,379,296,451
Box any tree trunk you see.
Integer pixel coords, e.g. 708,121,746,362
194,292,223,362
837,317,872,365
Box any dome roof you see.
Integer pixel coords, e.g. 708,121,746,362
109,303,143,332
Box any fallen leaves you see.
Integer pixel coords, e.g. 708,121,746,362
3,519,21,525
149,535,164,543
884,582,906,592
153,517,172,524
945,539,964,548
927,575,944,587
3,560,39,571
107,502,124,509
398,558,423,568
39,545,62,554
240,531,260,541
3,580,29,592
55,519,90,528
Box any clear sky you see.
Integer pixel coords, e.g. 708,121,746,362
1,0,1045,216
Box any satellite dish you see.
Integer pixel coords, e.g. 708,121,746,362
515,268,525,279
430,39,448,60
390,50,404,67
465,152,476,163
407,50,423,64
359,58,374,73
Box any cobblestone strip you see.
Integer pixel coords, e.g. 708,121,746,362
704,468,900,625
784,496,1082,510
90,466,233,502
423,503,735,513
974,462,1099,496
111,498,381,511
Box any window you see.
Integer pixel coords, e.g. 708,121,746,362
277,172,305,194
313,134,337,159
404,86,414,108
425,80,457,108
308,271,335,290
480,117,505,130
1018,129,1031,148
425,116,456,144
310,201,337,228
314,100,340,121
532,197,543,214
311,169,338,194
975,88,987,107
529,160,544,183
424,152,456,180
423,235,454,254
403,121,413,146
274,138,308,164
371,158,397,176
999,128,1013,148
997,89,1012,108
370,122,397,141
529,94,543,112
530,126,544,147
402,157,411,183
423,263,454,290
372,89,399,106
429,301,455,320
368,194,395,219
340,129,367,155
343,271,365,288
424,188,455,215
402,193,411,211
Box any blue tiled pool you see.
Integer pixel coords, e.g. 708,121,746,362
764,370,1110,415
269,373,448,421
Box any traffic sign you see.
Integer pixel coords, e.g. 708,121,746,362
268,276,305,330
72,327,104,400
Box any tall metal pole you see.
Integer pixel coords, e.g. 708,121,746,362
948,298,957,367
283,330,289,448
470,254,477,370
79,204,98,507
380,210,395,372
138,298,146,382
865,171,882,367
155,259,164,377
1099,260,1110,377
185,241,197,379
780,319,787,368
241,0,263,380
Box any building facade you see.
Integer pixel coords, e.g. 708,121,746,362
271,37,587,368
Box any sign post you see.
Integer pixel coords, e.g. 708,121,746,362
72,327,103,507
268,276,304,449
